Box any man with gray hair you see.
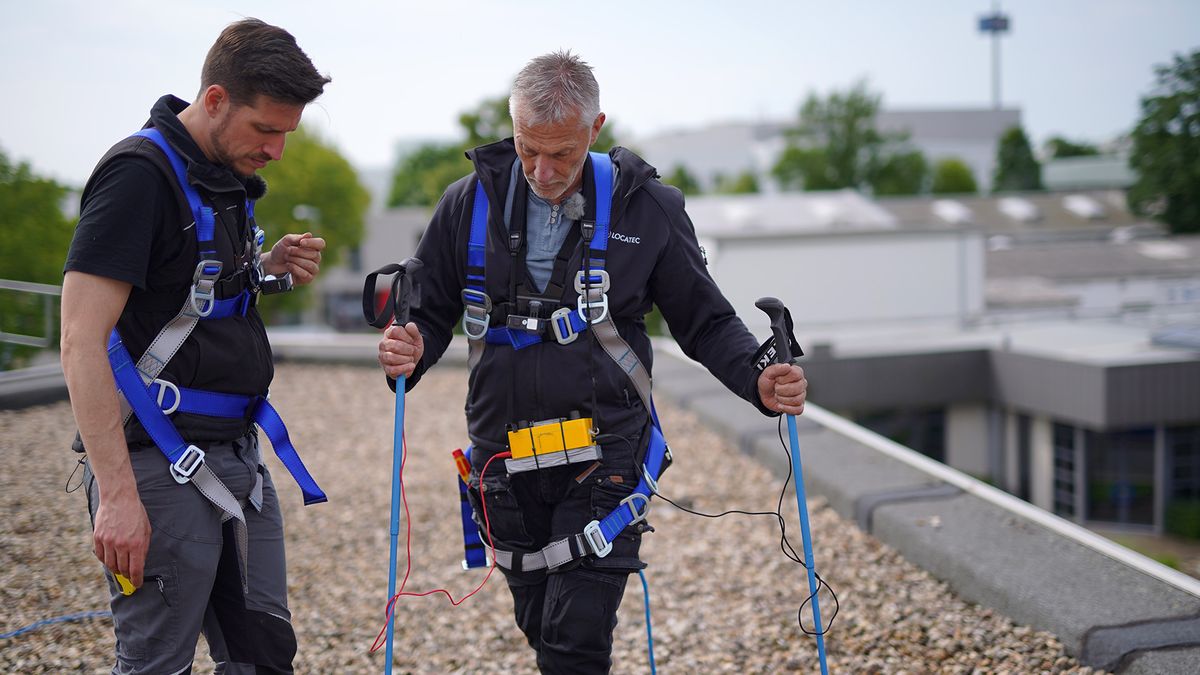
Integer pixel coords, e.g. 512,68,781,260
378,50,806,672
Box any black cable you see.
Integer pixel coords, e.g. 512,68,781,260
595,420,840,634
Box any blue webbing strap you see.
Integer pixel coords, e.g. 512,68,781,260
132,129,217,258
459,446,489,569
250,398,328,506
596,424,668,544
466,181,488,291
108,330,193,465
109,330,327,505
588,151,613,267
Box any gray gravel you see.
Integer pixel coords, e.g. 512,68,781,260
1,363,1105,673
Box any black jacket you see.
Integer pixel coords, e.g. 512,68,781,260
68,95,273,445
406,139,774,453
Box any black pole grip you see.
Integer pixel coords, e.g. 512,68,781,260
755,296,802,365
363,257,424,329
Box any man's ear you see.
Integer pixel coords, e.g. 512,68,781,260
590,112,606,145
201,84,229,118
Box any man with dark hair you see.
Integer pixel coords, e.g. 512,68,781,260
378,50,807,673
62,18,330,674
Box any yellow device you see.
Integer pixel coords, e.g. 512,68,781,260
114,573,135,596
505,416,601,473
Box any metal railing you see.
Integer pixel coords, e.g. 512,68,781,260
0,279,61,348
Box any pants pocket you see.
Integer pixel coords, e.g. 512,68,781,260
468,471,535,551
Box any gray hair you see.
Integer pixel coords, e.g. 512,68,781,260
509,50,601,128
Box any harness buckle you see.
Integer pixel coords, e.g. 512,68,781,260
642,465,661,495
460,289,492,340
582,520,613,558
170,445,206,484
150,379,181,415
620,492,652,526
574,270,611,324
190,260,222,317
550,307,579,345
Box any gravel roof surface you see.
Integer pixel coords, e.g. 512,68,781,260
1,363,1104,673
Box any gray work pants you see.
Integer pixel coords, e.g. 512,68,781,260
84,433,296,674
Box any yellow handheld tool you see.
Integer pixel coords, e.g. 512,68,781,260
114,573,136,596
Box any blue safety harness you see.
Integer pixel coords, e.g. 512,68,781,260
458,152,669,567
106,128,326,506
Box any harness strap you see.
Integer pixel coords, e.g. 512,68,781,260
107,330,251,590
141,380,327,506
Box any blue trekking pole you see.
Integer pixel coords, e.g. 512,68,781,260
363,258,423,674
756,297,828,675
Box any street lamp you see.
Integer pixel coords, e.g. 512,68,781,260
978,2,1011,110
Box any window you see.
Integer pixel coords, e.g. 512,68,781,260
1052,423,1076,518
1167,425,1200,500
1086,428,1155,526
856,408,946,462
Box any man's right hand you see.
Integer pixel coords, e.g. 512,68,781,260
378,322,424,379
92,480,152,589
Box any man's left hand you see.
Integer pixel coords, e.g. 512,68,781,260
757,363,807,415
264,232,325,285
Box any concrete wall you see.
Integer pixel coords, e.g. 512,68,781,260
945,403,990,478
1031,415,1055,512
709,230,986,331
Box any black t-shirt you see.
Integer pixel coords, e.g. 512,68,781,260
65,96,274,445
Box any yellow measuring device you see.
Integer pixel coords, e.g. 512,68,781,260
505,415,601,473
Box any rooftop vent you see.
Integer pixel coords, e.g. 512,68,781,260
997,197,1042,223
1063,194,1107,220
932,199,973,225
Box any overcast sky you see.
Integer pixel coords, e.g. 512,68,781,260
2,1,1197,186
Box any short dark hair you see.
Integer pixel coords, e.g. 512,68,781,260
200,18,330,106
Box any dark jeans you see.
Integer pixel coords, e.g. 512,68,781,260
469,432,647,674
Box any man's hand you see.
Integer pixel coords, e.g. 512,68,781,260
757,363,807,415
264,232,325,285
378,322,424,379
92,484,152,589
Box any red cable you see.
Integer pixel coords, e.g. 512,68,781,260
369,436,511,653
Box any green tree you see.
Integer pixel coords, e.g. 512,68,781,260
1045,136,1100,159
662,164,702,195
771,81,925,195
256,126,370,322
1128,50,1200,234
872,150,928,196
931,157,979,194
388,95,622,208
714,170,760,194
0,147,75,368
993,126,1043,192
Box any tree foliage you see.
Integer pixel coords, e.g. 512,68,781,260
714,170,760,194
771,81,927,195
931,157,979,194
993,126,1043,192
0,147,75,368
388,95,621,208
0,149,74,285
1045,136,1100,159
662,164,702,195
1128,50,1200,234
872,150,928,196
256,126,370,322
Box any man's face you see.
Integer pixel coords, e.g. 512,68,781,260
210,94,304,177
513,108,605,204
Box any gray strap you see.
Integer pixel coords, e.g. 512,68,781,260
467,336,484,372
493,534,589,572
119,302,201,425
591,317,654,414
192,464,250,591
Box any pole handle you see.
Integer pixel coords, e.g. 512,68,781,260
363,258,425,328
754,297,802,364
